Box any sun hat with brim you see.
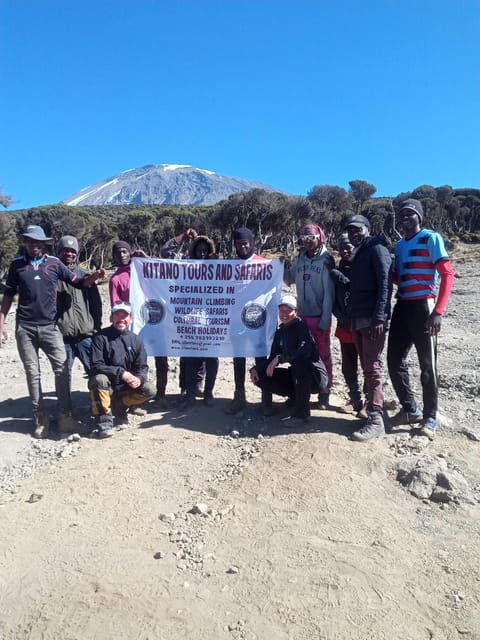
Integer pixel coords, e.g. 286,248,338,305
279,295,297,310
22,224,53,242
111,302,132,314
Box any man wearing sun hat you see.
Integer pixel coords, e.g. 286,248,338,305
0,224,105,438
249,294,328,426
89,301,156,438
387,198,454,440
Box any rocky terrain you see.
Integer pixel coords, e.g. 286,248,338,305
63,164,280,206
0,244,479,640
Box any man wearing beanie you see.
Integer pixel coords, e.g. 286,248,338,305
387,198,454,440
285,223,335,409
225,227,269,415
56,235,103,430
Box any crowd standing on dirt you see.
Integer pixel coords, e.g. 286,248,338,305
0,199,454,442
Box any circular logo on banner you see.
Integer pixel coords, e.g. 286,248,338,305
141,299,165,324
241,303,266,330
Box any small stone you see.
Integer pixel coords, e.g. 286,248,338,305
230,430,240,439
67,433,81,442
159,512,175,522
153,551,165,559
227,565,239,574
27,493,43,503
190,503,209,515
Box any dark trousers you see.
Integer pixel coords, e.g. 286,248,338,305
233,356,267,392
184,357,218,397
339,341,363,407
154,356,168,397
254,361,313,419
354,327,386,413
387,299,437,420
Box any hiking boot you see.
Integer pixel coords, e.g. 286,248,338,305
98,426,114,439
33,411,49,439
351,411,385,442
203,394,215,407
225,390,246,415
415,417,437,440
317,393,330,410
178,394,195,411
128,406,147,417
390,407,422,427
57,414,82,434
153,395,175,410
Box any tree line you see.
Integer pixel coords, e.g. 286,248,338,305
1,181,479,279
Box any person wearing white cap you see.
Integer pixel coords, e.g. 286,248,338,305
88,302,156,438
249,295,328,426
0,224,105,438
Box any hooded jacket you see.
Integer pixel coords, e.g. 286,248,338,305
286,246,335,329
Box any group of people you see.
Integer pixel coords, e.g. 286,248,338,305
0,197,454,442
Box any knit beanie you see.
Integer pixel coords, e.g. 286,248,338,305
233,227,255,245
112,241,132,259
400,199,424,223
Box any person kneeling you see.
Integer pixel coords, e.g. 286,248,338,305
250,295,328,427
89,302,156,438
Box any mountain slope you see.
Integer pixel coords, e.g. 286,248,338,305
63,164,281,206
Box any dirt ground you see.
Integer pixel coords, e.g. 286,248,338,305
0,244,479,640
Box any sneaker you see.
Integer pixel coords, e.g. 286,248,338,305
33,411,50,439
178,394,195,411
203,395,215,407
195,388,204,399
351,411,385,442
224,390,246,415
128,406,147,417
415,418,437,440
390,407,422,427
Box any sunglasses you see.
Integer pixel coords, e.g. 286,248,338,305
300,234,320,242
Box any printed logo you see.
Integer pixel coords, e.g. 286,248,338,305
241,303,266,330
141,299,165,324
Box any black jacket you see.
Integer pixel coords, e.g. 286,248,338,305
258,317,328,390
331,260,352,329
347,235,392,325
90,326,149,392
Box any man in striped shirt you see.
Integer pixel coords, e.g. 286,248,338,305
387,199,454,440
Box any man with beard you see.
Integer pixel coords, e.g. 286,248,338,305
343,215,392,442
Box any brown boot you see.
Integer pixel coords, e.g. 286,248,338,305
33,411,50,439
57,414,81,434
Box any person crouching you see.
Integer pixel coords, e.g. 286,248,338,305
249,295,328,427
89,302,156,438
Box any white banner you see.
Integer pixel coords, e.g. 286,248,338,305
130,257,283,357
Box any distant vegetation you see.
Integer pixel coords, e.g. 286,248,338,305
1,181,479,278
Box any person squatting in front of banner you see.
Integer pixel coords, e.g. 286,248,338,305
177,235,220,411
249,295,328,427
89,302,156,438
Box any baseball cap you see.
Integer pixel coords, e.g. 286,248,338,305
22,224,53,242
111,302,132,314
279,295,297,310
399,198,424,222
343,214,370,229
57,235,79,254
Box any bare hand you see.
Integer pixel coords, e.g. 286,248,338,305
121,372,142,388
184,228,198,241
368,323,384,340
250,367,259,384
426,311,442,336
132,250,148,258
266,355,279,377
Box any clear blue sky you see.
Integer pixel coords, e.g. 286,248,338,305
1,0,479,210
